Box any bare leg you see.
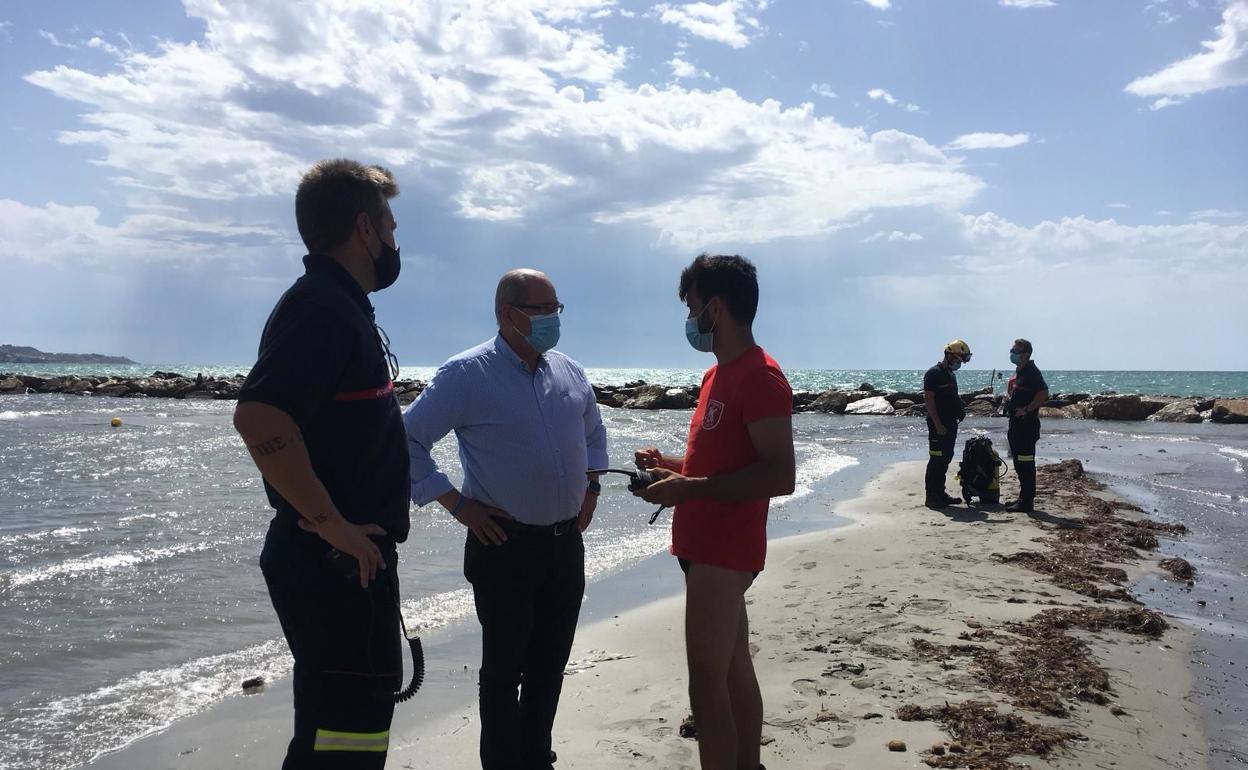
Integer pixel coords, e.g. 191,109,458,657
727,603,762,770
684,562,754,770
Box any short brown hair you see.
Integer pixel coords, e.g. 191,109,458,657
1014,338,1033,355
295,159,399,254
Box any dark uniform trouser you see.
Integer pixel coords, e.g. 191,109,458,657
261,525,401,770
465,524,585,770
925,418,958,499
1008,414,1041,505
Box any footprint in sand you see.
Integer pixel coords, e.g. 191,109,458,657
792,678,820,696
903,598,951,616
830,734,856,748
802,561,817,570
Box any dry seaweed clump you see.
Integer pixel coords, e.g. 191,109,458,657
1017,606,1168,639
995,550,1135,603
908,607,1167,720
1037,459,1104,490
896,701,1078,769
1159,557,1196,580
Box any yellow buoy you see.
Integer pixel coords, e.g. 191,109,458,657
110,417,122,427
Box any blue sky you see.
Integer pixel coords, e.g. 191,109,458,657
1,0,1245,371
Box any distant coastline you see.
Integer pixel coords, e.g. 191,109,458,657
0,344,136,366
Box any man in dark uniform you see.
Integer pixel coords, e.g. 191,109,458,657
923,339,971,509
233,159,410,769
1005,338,1049,513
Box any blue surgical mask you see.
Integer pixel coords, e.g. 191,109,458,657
685,305,715,353
518,312,560,354
1010,352,1024,365
949,359,962,371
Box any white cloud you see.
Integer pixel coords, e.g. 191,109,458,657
1126,0,1248,108
0,21,13,44
1190,208,1243,220
945,132,1030,150
669,56,713,80
0,199,290,265
864,230,924,243
867,88,897,104
867,87,920,112
809,82,837,99
1107,202,1130,209
21,0,983,257
38,30,77,49
999,0,1056,7
653,0,765,48
862,0,891,9
1155,209,1175,216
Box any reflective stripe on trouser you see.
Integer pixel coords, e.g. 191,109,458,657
314,729,390,753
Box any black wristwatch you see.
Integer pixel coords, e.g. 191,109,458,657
587,480,602,496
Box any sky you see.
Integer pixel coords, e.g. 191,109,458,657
0,0,1246,371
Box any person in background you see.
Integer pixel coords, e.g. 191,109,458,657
1005,338,1049,512
234,159,410,769
923,339,971,509
633,253,795,770
402,269,607,770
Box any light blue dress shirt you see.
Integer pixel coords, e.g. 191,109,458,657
403,335,610,525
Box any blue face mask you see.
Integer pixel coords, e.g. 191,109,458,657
518,312,560,354
948,359,962,371
685,305,715,353
1010,352,1024,365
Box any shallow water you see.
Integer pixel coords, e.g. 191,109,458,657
0,393,1245,769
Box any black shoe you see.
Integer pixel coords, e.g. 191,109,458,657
925,497,948,510
942,493,962,507
1004,499,1033,513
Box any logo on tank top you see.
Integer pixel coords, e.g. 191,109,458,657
702,399,725,430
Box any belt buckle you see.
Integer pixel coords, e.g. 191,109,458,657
553,519,572,537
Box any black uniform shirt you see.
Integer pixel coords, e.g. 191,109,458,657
1007,360,1048,415
923,363,965,424
238,254,411,541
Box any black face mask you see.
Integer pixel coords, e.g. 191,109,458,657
372,239,401,292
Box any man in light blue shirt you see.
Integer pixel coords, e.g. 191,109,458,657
402,268,607,770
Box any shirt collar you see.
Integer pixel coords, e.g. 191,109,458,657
303,254,373,315
492,333,544,373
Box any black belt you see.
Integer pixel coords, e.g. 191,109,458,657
500,517,578,536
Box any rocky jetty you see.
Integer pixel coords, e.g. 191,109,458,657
1,372,1245,424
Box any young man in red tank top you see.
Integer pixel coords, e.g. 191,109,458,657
634,254,795,770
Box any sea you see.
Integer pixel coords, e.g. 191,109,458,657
1,366,1246,769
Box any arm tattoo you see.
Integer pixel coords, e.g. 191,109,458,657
248,433,303,457
311,511,331,524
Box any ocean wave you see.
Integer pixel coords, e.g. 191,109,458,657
1217,446,1248,474
0,410,54,421
773,442,859,508
0,526,99,547
4,543,212,588
1150,481,1235,501
0,639,293,770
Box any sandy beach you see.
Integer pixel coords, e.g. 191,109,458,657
389,460,1208,770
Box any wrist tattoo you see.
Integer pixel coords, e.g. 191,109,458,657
248,433,302,457
312,511,331,524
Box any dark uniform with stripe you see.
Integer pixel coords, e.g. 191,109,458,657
923,362,965,500
1007,360,1048,507
239,254,410,769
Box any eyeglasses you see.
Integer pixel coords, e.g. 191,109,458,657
512,302,564,315
374,323,400,381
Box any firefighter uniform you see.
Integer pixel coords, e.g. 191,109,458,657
239,254,411,769
923,361,965,503
1006,360,1048,510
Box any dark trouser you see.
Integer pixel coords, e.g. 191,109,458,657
260,523,401,770
925,418,958,499
1008,415,1041,504
464,523,585,770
